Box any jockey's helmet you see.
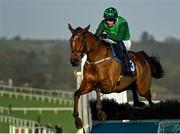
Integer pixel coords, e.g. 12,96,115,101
103,7,118,19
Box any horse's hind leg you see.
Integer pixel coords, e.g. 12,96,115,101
145,90,154,106
131,83,145,107
96,88,106,121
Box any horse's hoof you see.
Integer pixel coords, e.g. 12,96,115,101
75,117,83,129
134,101,145,107
97,111,107,121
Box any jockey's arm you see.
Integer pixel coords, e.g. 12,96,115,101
95,21,105,36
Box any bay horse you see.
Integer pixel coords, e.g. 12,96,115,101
68,24,164,129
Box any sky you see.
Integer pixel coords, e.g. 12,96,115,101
0,0,180,41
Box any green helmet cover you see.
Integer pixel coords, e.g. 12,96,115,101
103,7,118,19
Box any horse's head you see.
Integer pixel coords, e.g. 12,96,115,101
68,24,90,67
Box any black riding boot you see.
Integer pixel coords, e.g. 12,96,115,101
123,50,134,77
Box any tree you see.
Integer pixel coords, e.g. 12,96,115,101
140,31,149,42
13,35,21,41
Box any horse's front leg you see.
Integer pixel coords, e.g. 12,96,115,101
73,79,93,129
96,88,106,121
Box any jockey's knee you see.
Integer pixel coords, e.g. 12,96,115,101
123,40,131,51
117,41,126,50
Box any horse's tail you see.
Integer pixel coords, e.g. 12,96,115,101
139,51,165,79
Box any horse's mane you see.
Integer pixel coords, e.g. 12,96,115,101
74,27,109,46
86,31,109,46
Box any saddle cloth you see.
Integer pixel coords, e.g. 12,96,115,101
103,39,136,75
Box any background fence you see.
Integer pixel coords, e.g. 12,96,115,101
0,84,73,98
0,90,73,106
0,84,76,133
0,115,35,127
0,106,73,115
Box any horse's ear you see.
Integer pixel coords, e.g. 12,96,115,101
82,24,90,33
68,23,74,33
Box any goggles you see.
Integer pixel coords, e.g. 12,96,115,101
105,18,116,22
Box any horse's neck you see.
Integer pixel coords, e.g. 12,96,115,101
86,33,111,62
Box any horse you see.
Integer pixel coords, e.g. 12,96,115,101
68,24,164,129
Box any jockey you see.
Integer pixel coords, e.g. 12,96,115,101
95,7,134,76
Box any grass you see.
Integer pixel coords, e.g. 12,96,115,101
0,111,76,133
0,92,76,133
0,122,9,133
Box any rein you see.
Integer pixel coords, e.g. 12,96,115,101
84,36,113,65
86,57,112,65
81,37,101,58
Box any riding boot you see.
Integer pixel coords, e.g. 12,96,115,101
123,50,134,77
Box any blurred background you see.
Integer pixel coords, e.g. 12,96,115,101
0,0,179,133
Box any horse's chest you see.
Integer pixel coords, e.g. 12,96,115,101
84,66,106,79
84,66,98,81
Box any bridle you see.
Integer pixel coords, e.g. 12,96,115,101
71,33,101,60
71,36,87,58
71,32,113,65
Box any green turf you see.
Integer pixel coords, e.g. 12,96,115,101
0,122,9,133
0,92,76,133
0,111,76,133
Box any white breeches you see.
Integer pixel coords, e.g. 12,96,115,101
123,40,131,51
102,38,132,51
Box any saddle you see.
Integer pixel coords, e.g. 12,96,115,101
103,39,136,76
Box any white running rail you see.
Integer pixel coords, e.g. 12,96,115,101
0,84,73,98
0,107,73,115
0,90,73,106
